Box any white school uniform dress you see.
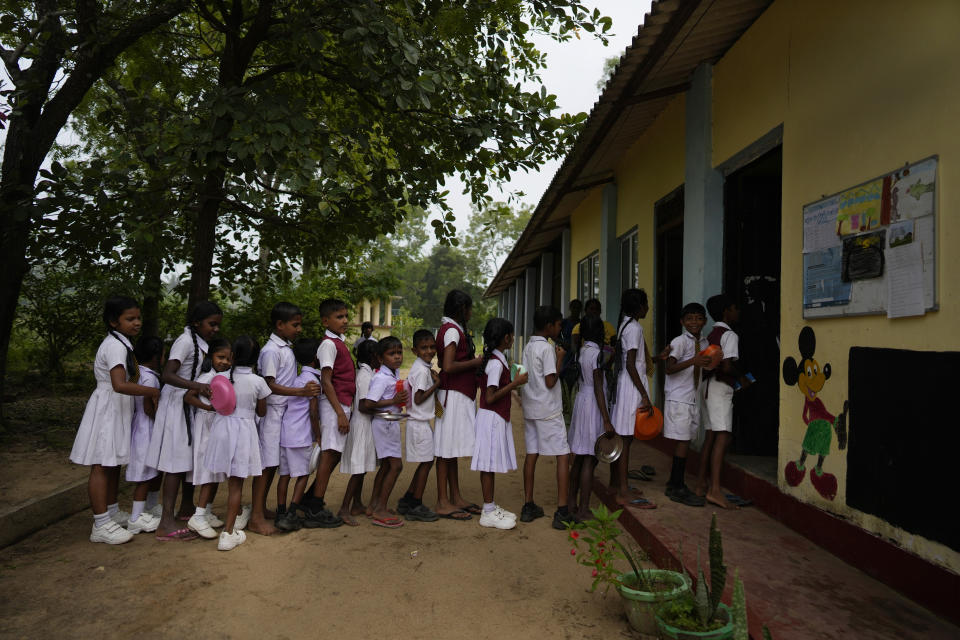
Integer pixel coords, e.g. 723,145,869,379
471,350,517,473
433,316,476,458
405,358,436,463
340,364,377,474
70,333,136,467
568,341,607,456
704,322,739,433
663,330,703,441
610,317,650,437
146,327,207,477
521,336,570,456
126,365,160,481
317,330,353,452
191,370,226,485
204,367,270,478
368,366,403,459
280,366,321,478
257,333,296,468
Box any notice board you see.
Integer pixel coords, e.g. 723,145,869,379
802,157,937,318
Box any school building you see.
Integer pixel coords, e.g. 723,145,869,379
486,0,959,615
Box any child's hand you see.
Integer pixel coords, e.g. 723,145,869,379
514,372,529,386
639,399,654,415
199,383,212,398
657,345,673,361
394,390,410,405
147,387,161,400
430,370,439,383
337,412,350,434
693,353,712,367
555,345,566,362
603,419,615,434
301,381,321,396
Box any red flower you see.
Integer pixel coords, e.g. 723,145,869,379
597,541,605,548
570,549,576,555
591,569,598,577
571,531,580,540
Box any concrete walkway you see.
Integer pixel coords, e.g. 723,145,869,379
596,442,960,640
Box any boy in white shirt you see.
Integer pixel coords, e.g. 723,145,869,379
396,330,441,522
520,305,572,529
663,303,710,508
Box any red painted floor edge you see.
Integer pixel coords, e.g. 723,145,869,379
641,437,960,627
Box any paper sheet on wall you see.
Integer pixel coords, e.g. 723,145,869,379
916,215,936,309
885,242,924,318
803,197,841,253
837,179,883,235
804,247,851,307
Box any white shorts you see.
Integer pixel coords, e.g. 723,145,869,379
320,399,352,452
703,379,734,432
405,419,435,463
279,445,311,477
523,414,571,456
663,400,699,441
258,403,285,468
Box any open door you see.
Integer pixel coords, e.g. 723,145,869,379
654,186,684,406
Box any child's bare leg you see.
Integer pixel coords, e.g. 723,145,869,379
372,458,403,520
133,481,150,502
148,474,163,493
448,458,474,509
367,463,388,516
156,471,183,536
196,484,215,511
614,437,637,504
434,457,457,514
224,476,243,534
569,456,583,508
523,453,539,503
310,450,340,501
88,465,110,515
556,453,570,509
276,474,291,510
411,460,434,501
577,456,597,519
695,431,716,496
105,465,121,508
337,474,363,525
480,471,495,505
291,475,309,505
705,432,736,509
249,467,278,536
349,474,367,514
176,478,195,518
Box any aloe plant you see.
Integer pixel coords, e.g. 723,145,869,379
732,572,748,640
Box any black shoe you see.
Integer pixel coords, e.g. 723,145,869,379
520,502,545,523
396,496,413,515
404,503,439,522
275,508,303,531
669,486,705,507
302,505,343,528
552,509,576,530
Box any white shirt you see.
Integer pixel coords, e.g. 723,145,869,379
578,341,602,391
215,367,271,414
439,316,464,351
258,333,296,405
485,349,507,388
367,366,401,414
664,330,702,405
618,318,647,379
317,329,347,370
169,327,208,381
712,322,739,361
407,357,435,421
95,333,133,385
521,336,561,419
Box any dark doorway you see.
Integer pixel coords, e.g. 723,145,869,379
654,186,684,406
723,146,782,457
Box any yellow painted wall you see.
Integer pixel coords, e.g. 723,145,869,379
567,187,603,302
713,0,960,570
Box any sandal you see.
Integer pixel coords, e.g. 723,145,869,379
628,498,657,510
371,517,404,529
460,503,482,515
155,528,199,541
437,509,472,521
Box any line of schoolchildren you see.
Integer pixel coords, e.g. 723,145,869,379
71,286,750,551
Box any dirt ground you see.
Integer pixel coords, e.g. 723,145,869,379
0,400,647,640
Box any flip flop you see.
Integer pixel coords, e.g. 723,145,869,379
371,517,404,529
155,528,199,541
460,503,482,515
628,498,657,509
627,470,652,481
725,493,753,507
340,514,360,526
641,465,657,476
437,509,472,521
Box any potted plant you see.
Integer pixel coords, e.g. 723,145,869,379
568,504,690,634
655,514,734,639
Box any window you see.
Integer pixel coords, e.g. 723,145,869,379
578,252,600,301
620,229,638,290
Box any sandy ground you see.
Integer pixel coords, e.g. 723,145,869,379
0,400,645,640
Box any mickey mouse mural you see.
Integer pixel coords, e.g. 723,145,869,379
782,326,849,500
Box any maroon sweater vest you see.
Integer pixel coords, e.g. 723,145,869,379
323,336,356,406
478,354,511,422
436,322,477,400
705,325,737,388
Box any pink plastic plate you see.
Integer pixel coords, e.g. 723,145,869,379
210,375,236,416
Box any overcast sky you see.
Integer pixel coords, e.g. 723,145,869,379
442,0,653,232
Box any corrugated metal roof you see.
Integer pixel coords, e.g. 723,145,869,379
486,0,772,297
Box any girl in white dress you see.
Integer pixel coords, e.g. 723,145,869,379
471,318,527,530
609,289,655,506
125,336,165,534
567,316,615,520
70,297,161,545
183,338,232,539
204,335,271,551
147,300,223,541
339,339,378,521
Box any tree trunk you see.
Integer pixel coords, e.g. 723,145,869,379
141,252,164,338
187,169,226,311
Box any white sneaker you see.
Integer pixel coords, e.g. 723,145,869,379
494,506,517,522
109,510,131,527
187,514,219,539
127,512,160,534
90,520,134,544
217,529,246,551
234,505,251,531
479,508,517,530
147,504,162,519
206,511,224,528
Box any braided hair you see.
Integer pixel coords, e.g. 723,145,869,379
103,296,140,382
229,335,260,383
186,300,223,382
611,288,648,402
481,318,514,376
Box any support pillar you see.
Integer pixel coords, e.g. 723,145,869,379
600,182,619,320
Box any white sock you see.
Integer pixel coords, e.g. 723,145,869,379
194,506,207,517
483,502,496,513
107,503,119,516
205,503,215,514
131,501,145,522
93,512,111,528
146,491,160,509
